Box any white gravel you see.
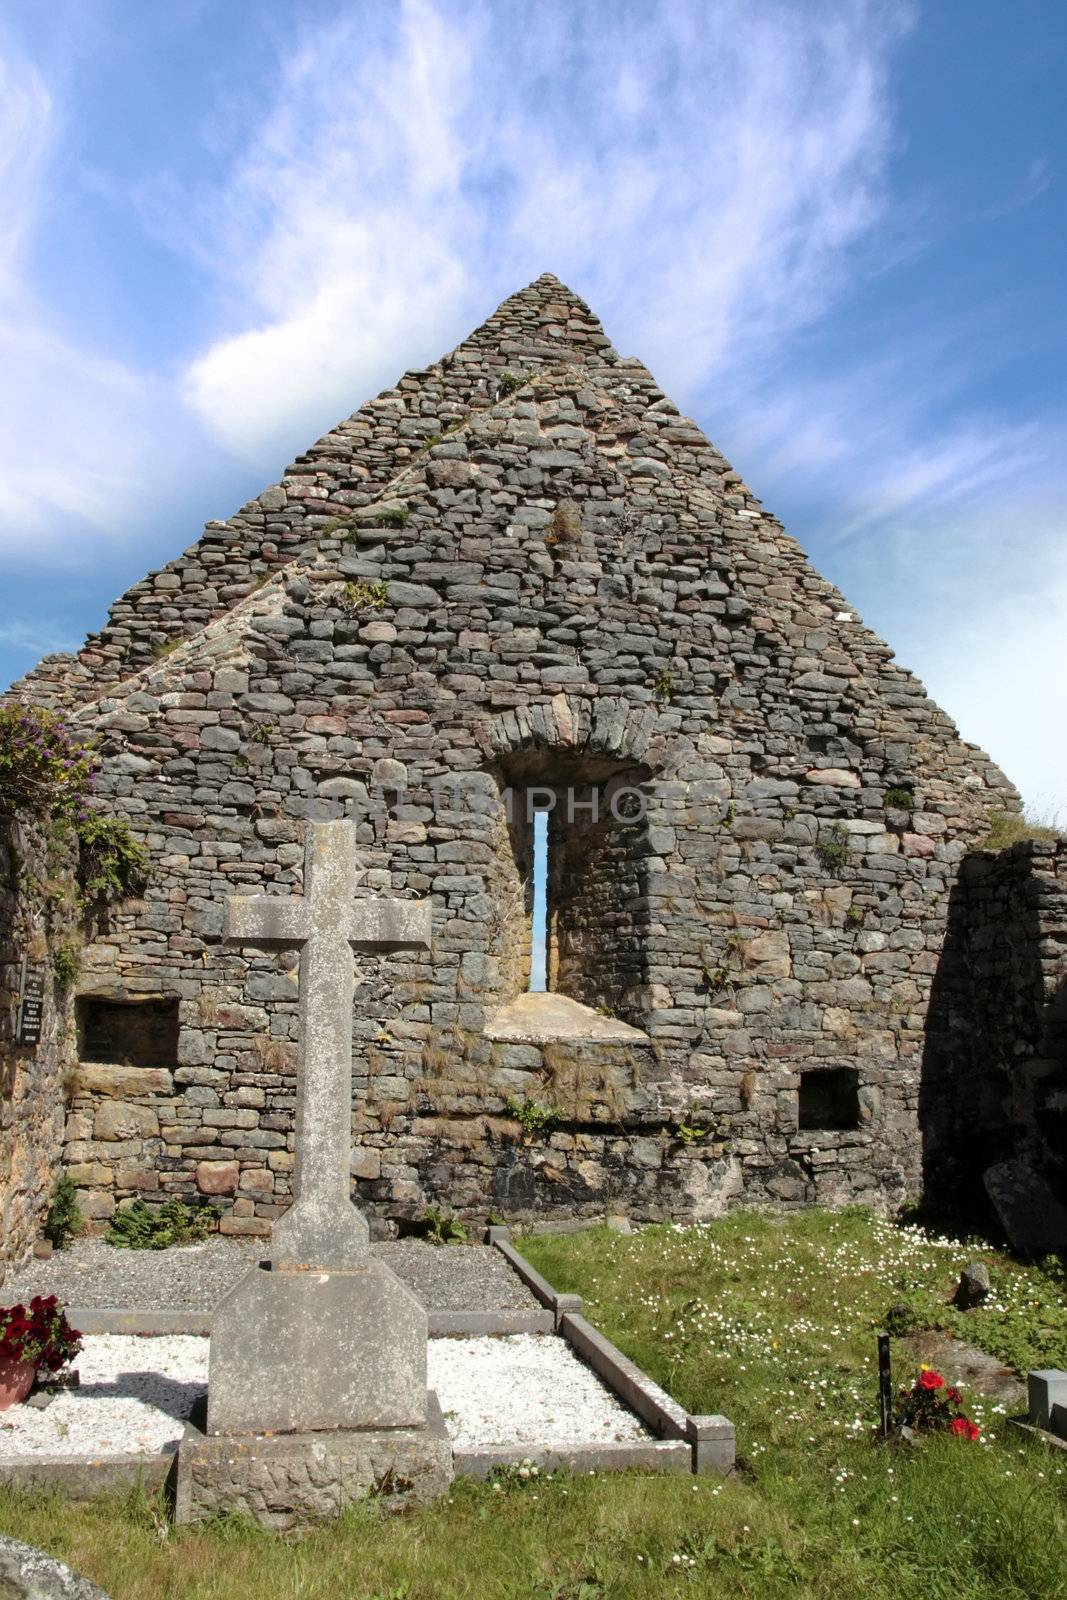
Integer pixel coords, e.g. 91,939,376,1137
0,1335,207,1459
429,1333,650,1451
0,1334,650,1461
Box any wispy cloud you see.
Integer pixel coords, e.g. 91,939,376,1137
182,0,910,458
0,30,197,551
1,0,1063,811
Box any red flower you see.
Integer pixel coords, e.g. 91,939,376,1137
949,1417,968,1435
946,1387,961,1404
918,1370,944,1390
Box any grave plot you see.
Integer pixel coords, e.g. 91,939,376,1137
0,1331,659,1463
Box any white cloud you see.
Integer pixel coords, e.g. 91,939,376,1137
0,32,199,551
904,537,1067,824
0,46,51,296
182,0,910,458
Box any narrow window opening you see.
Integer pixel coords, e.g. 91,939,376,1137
528,808,549,992
798,1067,860,1131
77,997,179,1069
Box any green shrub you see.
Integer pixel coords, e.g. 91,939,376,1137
0,704,96,820
339,579,388,613
416,1205,468,1247
815,825,849,872
652,667,675,703
884,786,913,811
105,1198,217,1250
74,814,148,906
496,370,532,397
43,1173,83,1249
51,942,81,987
505,1096,560,1139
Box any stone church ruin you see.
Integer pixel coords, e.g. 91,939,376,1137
2,274,1065,1261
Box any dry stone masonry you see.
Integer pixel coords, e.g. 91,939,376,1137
0,817,78,1273
4,273,1062,1249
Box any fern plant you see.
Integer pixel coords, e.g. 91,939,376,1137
105,1198,218,1250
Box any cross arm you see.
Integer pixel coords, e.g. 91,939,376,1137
348,899,432,951
225,894,311,946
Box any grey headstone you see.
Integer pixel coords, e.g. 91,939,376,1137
207,1258,427,1435
984,1161,1067,1255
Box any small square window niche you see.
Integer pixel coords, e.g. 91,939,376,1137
77,997,179,1069
798,1067,860,1131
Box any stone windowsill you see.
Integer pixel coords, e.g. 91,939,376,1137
483,991,648,1045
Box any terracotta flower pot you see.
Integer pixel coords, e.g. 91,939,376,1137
0,1355,36,1410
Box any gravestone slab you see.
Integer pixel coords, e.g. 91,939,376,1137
983,1160,1067,1255
209,1259,427,1434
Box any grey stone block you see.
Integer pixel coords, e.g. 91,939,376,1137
67,1308,212,1336
207,1258,427,1435
1028,1369,1067,1434
492,1237,582,1325
176,1393,453,1531
0,1535,111,1599
984,1162,1067,1255
686,1413,736,1475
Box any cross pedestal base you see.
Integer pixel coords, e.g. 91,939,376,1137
175,1393,454,1530
206,1259,428,1436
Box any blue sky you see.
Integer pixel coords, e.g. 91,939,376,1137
1,0,1064,816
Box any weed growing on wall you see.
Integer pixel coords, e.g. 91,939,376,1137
339,580,388,613
51,942,81,988
506,1096,561,1140
73,815,148,907
0,705,96,821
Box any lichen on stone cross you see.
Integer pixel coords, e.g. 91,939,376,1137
225,818,431,1267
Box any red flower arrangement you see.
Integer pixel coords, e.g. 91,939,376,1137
0,1295,82,1372
893,1366,980,1440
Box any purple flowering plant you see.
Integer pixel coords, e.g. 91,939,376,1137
0,704,98,820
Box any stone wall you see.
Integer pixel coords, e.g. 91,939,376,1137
5,277,1025,1233
0,815,78,1274
7,280,616,713
922,838,1067,1213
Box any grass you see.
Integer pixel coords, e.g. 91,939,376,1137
973,808,1062,851
0,1210,1064,1599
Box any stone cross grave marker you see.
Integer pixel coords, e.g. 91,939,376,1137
224,816,431,1268
206,818,433,1437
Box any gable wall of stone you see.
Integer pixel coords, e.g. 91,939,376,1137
7,281,624,714
49,357,1019,1231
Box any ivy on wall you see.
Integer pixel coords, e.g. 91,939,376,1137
0,703,147,906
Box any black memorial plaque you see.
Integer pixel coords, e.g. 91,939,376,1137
16,958,46,1046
